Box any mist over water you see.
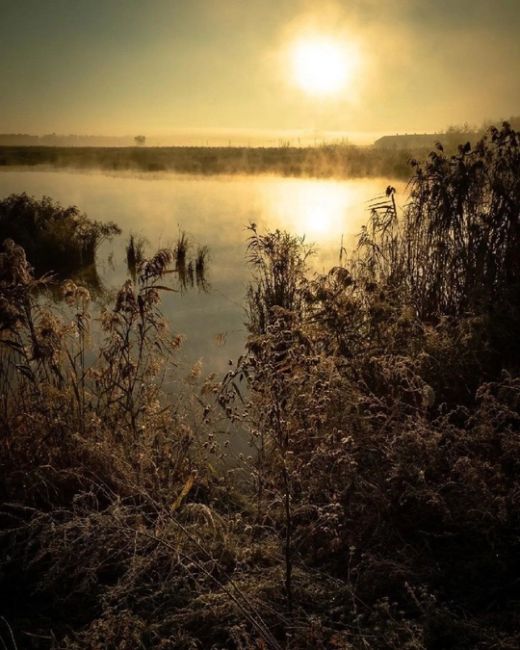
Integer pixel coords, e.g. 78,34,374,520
0,169,404,374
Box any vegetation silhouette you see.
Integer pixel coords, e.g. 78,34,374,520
0,123,519,648
125,233,146,282
1,117,517,182
0,193,120,284
0,143,434,180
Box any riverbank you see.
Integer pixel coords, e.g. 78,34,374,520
0,143,425,181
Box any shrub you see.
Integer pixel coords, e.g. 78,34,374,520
220,124,520,647
0,193,121,277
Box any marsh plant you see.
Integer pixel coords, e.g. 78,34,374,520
0,238,281,650
174,232,210,292
221,123,520,648
0,193,121,278
1,124,520,649
125,233,146,281
125,231,209,292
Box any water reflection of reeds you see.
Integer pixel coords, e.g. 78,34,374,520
125,231,209,293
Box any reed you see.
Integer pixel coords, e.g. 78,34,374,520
125,233,146,280
1,124,520,648
195,245,209,290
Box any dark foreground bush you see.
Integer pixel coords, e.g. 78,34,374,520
0,193,120,279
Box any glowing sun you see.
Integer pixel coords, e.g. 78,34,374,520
290,36,357,96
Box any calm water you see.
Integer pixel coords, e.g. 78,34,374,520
0,169,405,375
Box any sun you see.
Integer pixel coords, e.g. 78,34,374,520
290,36,357,96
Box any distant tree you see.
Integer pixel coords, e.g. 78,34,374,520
134,135,146,146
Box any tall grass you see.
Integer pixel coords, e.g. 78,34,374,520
221,123,520,648
125,233,146,280
0,238,282,648
1,123,520,648
171,232,210,292
195,245,209,290
363,125,520,326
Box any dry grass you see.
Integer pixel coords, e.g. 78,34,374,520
1,124,520,648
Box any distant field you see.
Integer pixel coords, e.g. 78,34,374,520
0,144,426,180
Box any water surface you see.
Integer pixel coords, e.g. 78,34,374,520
0,169,405,374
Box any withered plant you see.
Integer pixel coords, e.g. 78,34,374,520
220,124,520,648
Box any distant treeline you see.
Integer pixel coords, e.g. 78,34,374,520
0,143,433,179
0,133,136,147
3,120,517,179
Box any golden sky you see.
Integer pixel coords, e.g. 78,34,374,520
0,0,518,141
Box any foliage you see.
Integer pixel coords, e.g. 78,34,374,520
0,193,120,278
221,123,520,648
366,125,520,326
1,124,520,648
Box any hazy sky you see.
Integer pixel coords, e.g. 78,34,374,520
0,0,518,139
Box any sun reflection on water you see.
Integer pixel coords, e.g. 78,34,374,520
262,178,372,243
0,169,405,374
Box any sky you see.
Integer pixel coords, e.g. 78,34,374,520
0,0,518,142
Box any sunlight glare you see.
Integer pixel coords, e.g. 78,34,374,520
265,180,357,241
290,37,357,96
